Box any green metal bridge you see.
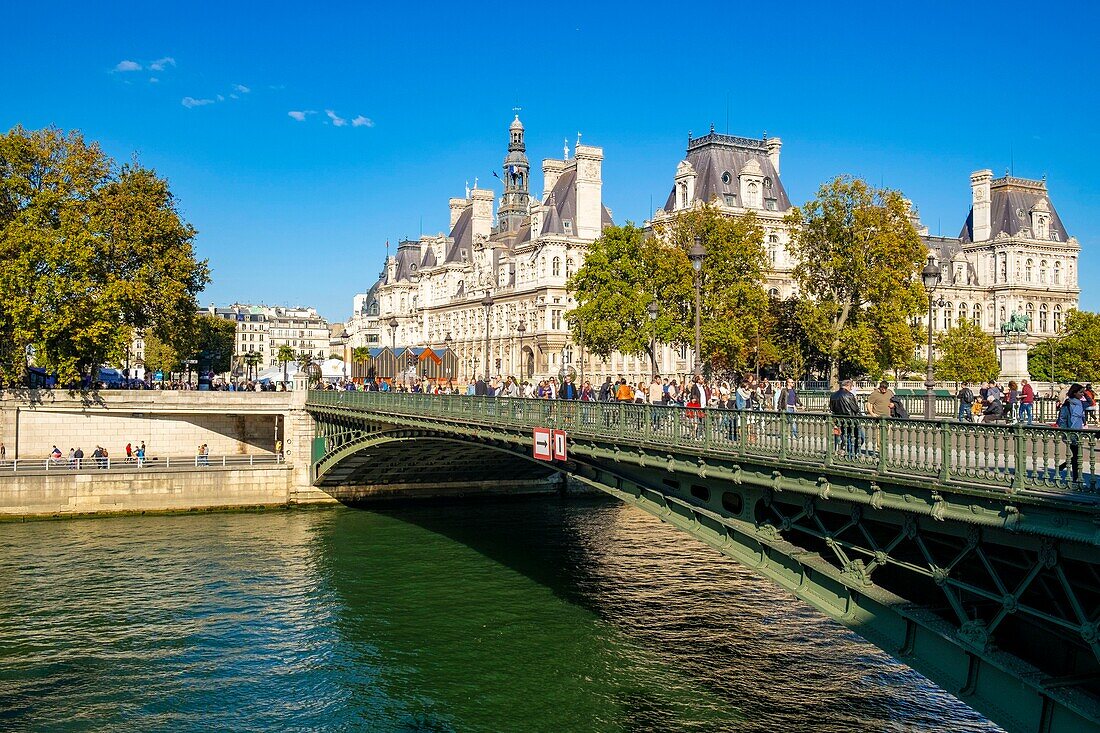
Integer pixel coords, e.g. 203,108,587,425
306,390,1100,733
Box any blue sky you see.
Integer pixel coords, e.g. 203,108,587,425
3,1,1098,321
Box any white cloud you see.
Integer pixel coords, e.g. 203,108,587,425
149,77,159,84
233,84,251,94
351,116,374,128
229,94,239,100
149,57,176,72
216,94,225,102
115,60,142,72
288,110,315,121
325,109,347,127
181,96,215,108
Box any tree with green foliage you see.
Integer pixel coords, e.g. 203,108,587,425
655,204,770,375
567,207,770,377
935,319,1000,384
278,344,297,384
142,333,181,378
785,176,926,387
565,223,689,376
0,126,209,386
186,315,235,375
1027,310,1100,383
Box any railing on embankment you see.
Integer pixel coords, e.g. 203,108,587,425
308,391,1099,497
0,454,285,475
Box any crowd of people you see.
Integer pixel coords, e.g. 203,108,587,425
46,441,147,469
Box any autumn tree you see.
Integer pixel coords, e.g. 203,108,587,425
785,176,926,387
0,126,209,386
1028,310,1100,383
935,319,1000,384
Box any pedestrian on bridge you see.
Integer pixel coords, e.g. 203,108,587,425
956,383,976,422
1057,384,1087,484
829,380,862,457
1019,379,1035,425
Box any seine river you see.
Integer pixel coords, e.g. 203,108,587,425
0,497,1001,732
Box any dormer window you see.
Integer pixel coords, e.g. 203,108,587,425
724,195,735,206
746,182,760,208
721,171,732,185
563,220,572,233
764,177,773,189
765,199,777,211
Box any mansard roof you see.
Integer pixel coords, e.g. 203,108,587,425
445,207,472,264
959,176,1070,243
538,167,614,237
420,245,437,268
393,239,420,281
663,132,790,211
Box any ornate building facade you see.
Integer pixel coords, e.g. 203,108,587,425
650,129,1081,346
349,116,613,382
920,171,1080,342
347,120,1082,384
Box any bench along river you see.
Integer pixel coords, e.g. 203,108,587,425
0,497,1000,732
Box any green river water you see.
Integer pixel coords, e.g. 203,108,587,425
0,496,1000,732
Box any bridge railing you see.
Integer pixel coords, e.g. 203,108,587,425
307,391,1098,496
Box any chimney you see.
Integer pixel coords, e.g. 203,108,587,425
542,158,566,198
970,169,993,241
470,188,494,241
448,197,466,230
765,137,782,175
573,144,604,240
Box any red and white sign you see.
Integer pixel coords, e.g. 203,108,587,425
552,430,568,461
532,427,552,461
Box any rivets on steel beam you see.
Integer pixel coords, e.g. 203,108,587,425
932,567,949,586
1002,594,1018,614
965,525,980,550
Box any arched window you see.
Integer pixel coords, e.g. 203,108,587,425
958,302,968,326
566,258,574,277
679,182,688,208
1054,305,1063,332
768,234,779,264
1025,259,1034,282
999,306,1006,326
1035,215,1048,239
999,254,1007,282
973,303,982,326
1039,303,1048,332
746,182,760,208
1054,261,1061,285
1039,260,1047,283
552,257,561,277
943,302,953,330
767,287,780,299
1026,302,1034,328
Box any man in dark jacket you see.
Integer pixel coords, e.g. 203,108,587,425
559,376,578,400
474,376,488,396
829,379,862,456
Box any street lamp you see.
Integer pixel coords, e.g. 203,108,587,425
481,291,494,379
688,235,706,376
388,317,398,351
516,320,527,379
647,300,659,378
921,254,946,420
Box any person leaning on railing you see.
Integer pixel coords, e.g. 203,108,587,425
829,380,862,456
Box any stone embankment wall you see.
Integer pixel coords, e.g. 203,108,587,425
0,386,329,518
0,467,296,519
0,390,294,459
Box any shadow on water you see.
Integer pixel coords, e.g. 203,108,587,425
326,495,1003,733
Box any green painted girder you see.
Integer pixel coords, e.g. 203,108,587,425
307,395,1100,733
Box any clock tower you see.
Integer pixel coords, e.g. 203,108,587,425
499,114,530,232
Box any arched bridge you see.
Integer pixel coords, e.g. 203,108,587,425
306,390,1100,733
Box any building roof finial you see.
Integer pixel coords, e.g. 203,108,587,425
710,122,715,134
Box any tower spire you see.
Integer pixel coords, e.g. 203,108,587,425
499,112,530,232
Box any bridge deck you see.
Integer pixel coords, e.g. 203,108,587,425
308,391,1099,506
